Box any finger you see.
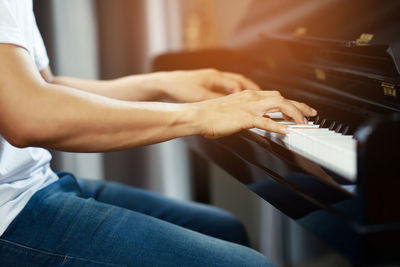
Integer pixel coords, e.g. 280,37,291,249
262,110,289,119
222,72,261,91
258,90,281,97
253,117,289,134
282,114,292,121
267,97,306,124
239,90,281,100
263,112,292,121
290,100,317,116
211,77,242,94
200,88,226,100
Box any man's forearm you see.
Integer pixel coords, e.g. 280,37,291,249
50,73,169,102
5,81,199,152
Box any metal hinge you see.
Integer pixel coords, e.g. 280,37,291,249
381,82,397,97
293,26,307,37
314,68,326,81
355,33,374,46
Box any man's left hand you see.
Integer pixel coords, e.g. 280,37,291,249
161,69,261,103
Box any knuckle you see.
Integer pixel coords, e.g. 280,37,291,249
237,73,247,80
242,89,254,96
206,68,219,75
199,92,209,100
248,89,258,97
270,90,281,96
274,95,285,103
299,102,307,108
300,103,312,112
232,85,241,92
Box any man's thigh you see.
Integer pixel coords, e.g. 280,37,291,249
0,175,271,266
77,177,249,246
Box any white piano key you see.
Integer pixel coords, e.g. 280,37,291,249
265,112,284,119
278,121,297,125
288,124,320,129
252,123,357,181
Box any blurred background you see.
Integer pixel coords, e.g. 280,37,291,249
32,1,353,266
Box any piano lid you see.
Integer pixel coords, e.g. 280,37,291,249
223,0,400,112
230,0,400,74
259,33,400,79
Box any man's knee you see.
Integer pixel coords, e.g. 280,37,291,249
225,243,274,267
221,213,249,246
202,207,250,246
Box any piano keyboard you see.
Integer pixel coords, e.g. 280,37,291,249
251,112,357,182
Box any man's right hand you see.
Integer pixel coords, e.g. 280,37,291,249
188,89,317,139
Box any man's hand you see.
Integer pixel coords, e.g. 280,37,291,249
160,69,261,103
47,69,260,103
189,90,317,138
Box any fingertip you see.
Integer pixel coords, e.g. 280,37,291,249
295,117,306,125
249,84,261,91
249,81,261,91
311,108,318,116
232,86,242,93
281,125,289,134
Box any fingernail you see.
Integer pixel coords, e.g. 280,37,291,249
304,118,308,124
282,127,290,134
311,108,317,115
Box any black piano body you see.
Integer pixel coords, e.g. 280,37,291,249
153,1,400,265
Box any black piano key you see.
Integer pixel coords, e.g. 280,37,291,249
307,116,317,122
342,125,355,136
342,126,349,135
314,116,322,125
334,123,343,133
319,118,332,128
346,127,356,136
329,121,337,131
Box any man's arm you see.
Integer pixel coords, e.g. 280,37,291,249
0,45,202,151
40,66,168,101
40,66,261,103
0,44,315,153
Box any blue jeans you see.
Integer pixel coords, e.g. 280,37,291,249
0,172,272,266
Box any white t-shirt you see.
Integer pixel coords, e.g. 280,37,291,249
0,0,58,236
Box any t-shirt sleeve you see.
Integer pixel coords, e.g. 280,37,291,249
0,0,49,70
32,18,49,71
0,0,27,49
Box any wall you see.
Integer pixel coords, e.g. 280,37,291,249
49,0,104,180
94,0,192,200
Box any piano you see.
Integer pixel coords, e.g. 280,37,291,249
153,0,400,265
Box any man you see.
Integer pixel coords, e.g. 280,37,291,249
0,0,317,266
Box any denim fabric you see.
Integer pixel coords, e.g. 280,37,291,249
0,172,272,266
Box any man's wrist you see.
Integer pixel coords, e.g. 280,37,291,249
142,72,170,100
111,72,169,101
152,70,185,102
174,103,203,137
